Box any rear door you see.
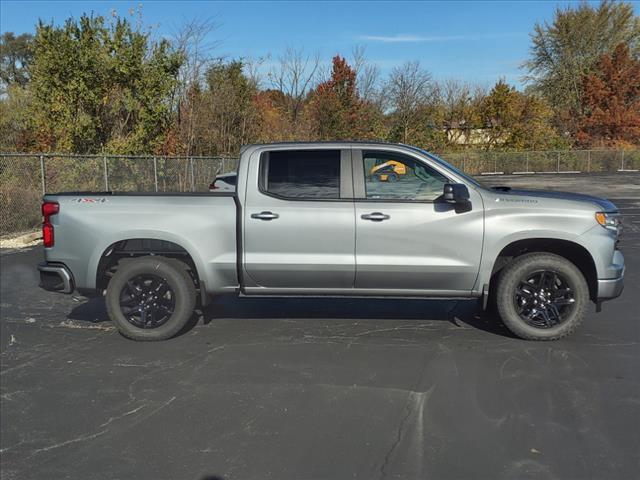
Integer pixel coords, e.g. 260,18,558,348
353,149,484,294
242,148,356,290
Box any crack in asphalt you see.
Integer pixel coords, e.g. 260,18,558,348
379,352,433,479
26,395,177,459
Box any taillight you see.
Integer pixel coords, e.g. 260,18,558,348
209,182,218,190
42,202,59,217
42,223,54,247
42,201,59,248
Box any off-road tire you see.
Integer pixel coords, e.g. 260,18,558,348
496,253,589,340
106,256,196,341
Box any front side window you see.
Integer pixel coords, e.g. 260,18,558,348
363,152,448,201
262,150,341,199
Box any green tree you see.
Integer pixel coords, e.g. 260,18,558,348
0,85,34,151
437,80,484,151
0,32,33,91
385,61,435,145
29,14,183,154
480,81,521,148
524,0,639,136
509,93,564,150
181,60,259,155
480,80,563,150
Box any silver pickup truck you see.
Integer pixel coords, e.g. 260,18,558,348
38,142,625,341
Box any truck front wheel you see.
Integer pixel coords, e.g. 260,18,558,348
106,256,196,341
495,253,589,340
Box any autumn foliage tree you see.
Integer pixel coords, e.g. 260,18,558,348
525,0,639,137
253,89,294,142
309,56,357,139
307,55,385,141
1,2,638,156
577,43,640,147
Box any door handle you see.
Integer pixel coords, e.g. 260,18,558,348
361,212,390,222
251,211,279,221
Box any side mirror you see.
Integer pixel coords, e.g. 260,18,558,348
443,183,470,204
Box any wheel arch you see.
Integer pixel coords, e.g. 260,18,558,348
93,237,204,294
487,238,598,302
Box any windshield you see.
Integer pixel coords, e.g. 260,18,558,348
413,147,486,189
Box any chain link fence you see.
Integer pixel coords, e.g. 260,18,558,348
442,149,640,175
0,154,237,236
1,149,638,236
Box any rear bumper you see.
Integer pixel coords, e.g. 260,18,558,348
38,262,74,294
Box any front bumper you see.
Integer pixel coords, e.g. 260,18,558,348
38,262,74,294
597,275,624,300
597,250,625,300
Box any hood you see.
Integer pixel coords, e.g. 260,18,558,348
492,187,617,212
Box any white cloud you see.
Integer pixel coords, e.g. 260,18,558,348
355,33,524,43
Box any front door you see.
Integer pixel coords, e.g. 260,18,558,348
353,149,484,294
243,148,356,290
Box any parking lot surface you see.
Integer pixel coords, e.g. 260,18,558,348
1,173,639,480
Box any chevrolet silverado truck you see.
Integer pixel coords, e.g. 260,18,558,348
38,142,625,341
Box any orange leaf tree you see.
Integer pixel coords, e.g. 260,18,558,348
308,55,384,141
577,44,640,148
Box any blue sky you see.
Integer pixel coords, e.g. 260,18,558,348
1,0,634,89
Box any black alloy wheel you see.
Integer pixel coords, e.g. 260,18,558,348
513,269,576,329
119,273,176,329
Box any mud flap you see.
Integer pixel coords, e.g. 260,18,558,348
482,284,489,310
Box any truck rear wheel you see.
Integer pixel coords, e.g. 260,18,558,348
495,253,589,340
105,256,196,341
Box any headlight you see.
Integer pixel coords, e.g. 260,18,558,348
595,212,622,235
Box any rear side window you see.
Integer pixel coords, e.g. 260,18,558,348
261,150,341,199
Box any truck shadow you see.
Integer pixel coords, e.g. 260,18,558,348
66,295,515,339
201,295,515,338
67,296,109,323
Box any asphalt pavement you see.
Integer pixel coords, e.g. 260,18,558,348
1,174,639,480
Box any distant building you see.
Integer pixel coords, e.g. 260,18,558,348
445,127,505,146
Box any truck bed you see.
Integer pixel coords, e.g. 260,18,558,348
42,192,239,293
